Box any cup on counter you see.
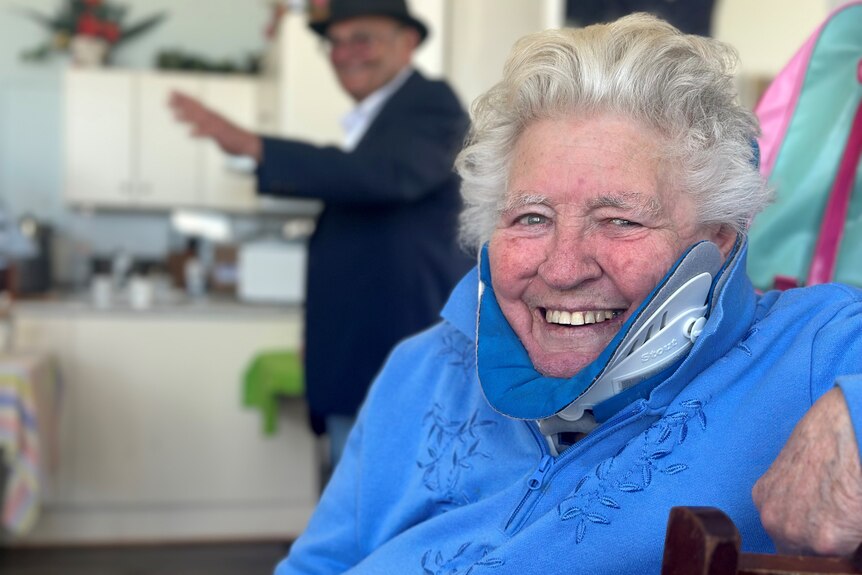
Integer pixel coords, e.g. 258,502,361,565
129,275,154,310
90,274,113,309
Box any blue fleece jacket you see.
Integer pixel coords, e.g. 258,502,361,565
275,243,862,575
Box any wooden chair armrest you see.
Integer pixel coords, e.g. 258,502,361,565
661,506,862,575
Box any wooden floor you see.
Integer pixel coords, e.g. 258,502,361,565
0,541,292,575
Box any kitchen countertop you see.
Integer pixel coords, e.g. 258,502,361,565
10,290,303,319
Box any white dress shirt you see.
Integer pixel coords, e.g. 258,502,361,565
340,66,413,152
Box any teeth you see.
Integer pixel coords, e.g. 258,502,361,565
545,308,617,326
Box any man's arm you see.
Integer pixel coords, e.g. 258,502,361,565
169,91,262,162
752,385,862,555
255,79,469,205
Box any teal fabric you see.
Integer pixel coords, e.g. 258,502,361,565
747,4,862,290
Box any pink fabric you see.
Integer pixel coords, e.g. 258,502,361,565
755,29,820,177
755,1,862,178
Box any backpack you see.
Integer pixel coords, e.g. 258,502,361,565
746,1,862,291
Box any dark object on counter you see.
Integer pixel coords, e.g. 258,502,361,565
210,244,238,295
166,238,201,291
8,218,52,296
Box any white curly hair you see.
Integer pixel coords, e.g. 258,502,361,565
455,13,771,252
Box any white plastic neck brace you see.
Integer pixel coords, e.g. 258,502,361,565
538,242,727,456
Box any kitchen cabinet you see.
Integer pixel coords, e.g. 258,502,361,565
64,69,260,212
11,301,317,543
64,70,138,207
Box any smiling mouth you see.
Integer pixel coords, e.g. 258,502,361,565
542,308,623,326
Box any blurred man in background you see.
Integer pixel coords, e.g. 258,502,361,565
171,0,470,471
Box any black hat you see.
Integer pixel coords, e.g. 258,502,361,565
309,0,428,44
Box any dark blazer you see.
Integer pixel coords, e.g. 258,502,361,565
256,70,472,431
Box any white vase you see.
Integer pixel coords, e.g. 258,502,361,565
69,35,110,67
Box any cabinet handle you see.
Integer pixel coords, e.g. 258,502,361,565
120,181,133,195
138,182,152,195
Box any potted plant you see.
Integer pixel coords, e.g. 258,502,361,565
18,0,167,66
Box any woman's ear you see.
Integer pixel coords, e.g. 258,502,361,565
711,224,738,259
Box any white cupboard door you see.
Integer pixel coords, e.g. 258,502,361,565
137,73,202,208
199,76,259,212
66,315,312,508
64,69,135,206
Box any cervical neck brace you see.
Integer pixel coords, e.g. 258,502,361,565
476,240,735,425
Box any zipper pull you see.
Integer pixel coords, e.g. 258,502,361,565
527,454,554,490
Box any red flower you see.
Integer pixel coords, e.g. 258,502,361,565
76,13,102,37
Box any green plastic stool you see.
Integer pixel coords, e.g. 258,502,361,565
243,350,304,435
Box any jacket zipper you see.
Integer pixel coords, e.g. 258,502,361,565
503,403,648,536
503,423,557,534
503,453,553,532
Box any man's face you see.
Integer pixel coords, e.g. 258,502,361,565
488,114,733,379
326,16,418,102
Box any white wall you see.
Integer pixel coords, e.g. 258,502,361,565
445,0,839,115
713,0,832,79
446,0,552,112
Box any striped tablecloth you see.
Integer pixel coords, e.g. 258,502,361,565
0,352,61,536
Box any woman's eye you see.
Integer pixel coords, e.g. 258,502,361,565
517,214,548,226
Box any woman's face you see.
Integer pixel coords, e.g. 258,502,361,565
488,114,733,379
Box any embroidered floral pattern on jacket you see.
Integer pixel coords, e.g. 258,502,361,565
418,404,498,508
438,328,476,373
557,398,709,543
420,542,504,575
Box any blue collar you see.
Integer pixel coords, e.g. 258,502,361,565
441,238,758,421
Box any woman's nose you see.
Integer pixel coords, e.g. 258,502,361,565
537,229,602,289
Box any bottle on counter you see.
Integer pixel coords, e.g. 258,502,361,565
183,242,207,299
90,258,113,309
129,262,155,310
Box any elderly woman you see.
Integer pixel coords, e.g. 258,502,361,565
275,14,862,575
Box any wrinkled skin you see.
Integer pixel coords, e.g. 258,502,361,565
753,387,862,556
